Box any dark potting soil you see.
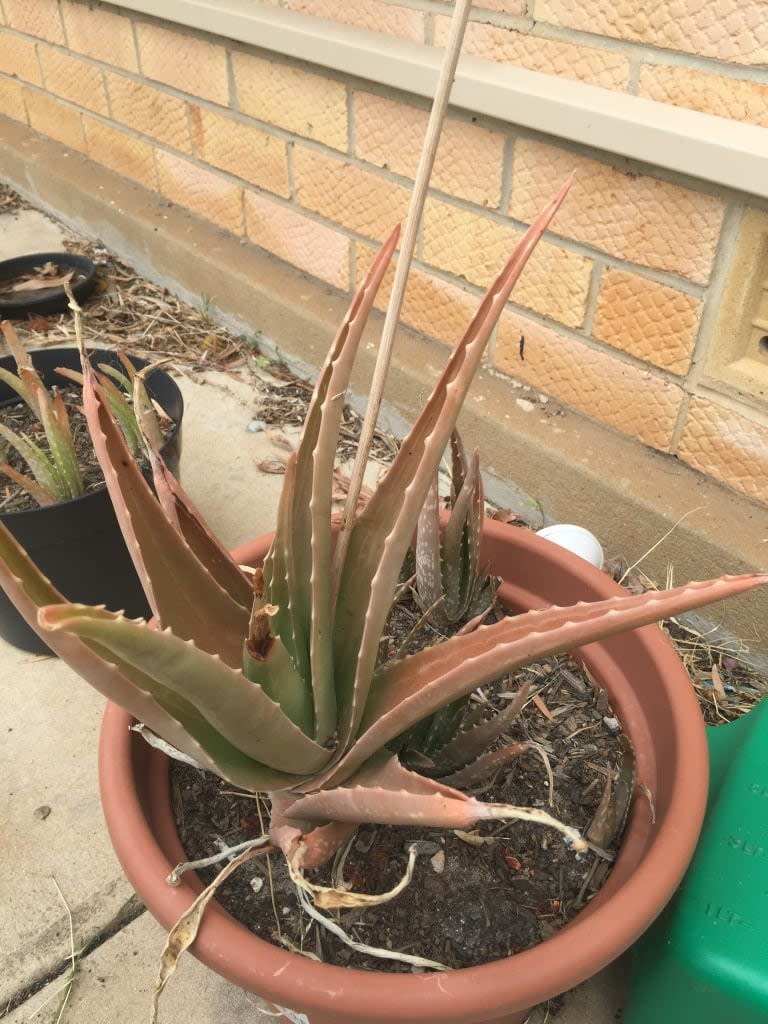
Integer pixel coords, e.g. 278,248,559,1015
170,606,627,973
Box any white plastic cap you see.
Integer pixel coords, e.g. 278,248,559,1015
535,523,605,570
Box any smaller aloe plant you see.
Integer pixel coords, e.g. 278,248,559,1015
414,427,498,629
0,320,82,506
0,319,160,506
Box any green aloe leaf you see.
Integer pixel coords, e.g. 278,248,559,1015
39,603,331,776
264,225,400,744
0,422,67,501
37,385,83,499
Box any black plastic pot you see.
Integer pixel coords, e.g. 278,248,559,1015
0,252,97,318
0,348,183,654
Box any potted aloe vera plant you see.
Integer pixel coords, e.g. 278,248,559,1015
0,4,764,1019
0,318,183,652
0,187,764,1024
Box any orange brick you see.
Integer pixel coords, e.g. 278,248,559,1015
0,76,28,123
3,0,65,44
188,105,289,197
83,116,156,190
495,310,683,450
105,72,191,153
0,34,42,85
356,241,483,347
294,148,409,241
38,47,108,115
678,397,768,504
510,140,724,285
639,65,768,130
354,92,504,208
423,198,592,329
232,52,347,151
156,151,243,235
286,0,424,40
536,0,767,65
23,87,84,150
433,17,630,89
136,22,228,105
593,269,702,374
245,191,349,289
60,1,138,71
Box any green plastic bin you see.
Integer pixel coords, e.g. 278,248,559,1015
625,698,768,1023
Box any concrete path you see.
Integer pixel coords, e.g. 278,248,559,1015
0,204,626,1023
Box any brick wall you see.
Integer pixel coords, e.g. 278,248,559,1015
1,0,767,507
290,0,768,128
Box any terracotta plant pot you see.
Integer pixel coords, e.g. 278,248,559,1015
99,521,708,1024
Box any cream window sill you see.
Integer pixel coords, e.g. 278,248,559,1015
116,0,768,200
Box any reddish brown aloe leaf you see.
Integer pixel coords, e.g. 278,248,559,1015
0,519,278,787
332,177,574,748
322,572,768,787
438,741,530,788
40,603,330,775
141,437,253,611
79,352,250,667
284,754,584,852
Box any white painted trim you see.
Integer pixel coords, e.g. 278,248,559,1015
117,0,768,199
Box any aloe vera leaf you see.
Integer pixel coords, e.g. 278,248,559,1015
37,386,83,499
432,680,531,772
266,225,400,744
442,448,479,619
40,603,331,775
242,630,315,735
147,450,253,609
130,366,165,454
0,320,44,418
126,374,253,611
268,797,358,869
0,366,40,418
97,362,132,392
79,353,250,666
333,178,573,746
449,429,467,503
0,461,57,505
438,741,530,788
284,754,580,851
0,519,279,786
323,572,768,787
0,422,66,500
262,450,300,668
94,372,144,456
414,477,443,615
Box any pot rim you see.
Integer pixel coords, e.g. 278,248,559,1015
99,519,708,1022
